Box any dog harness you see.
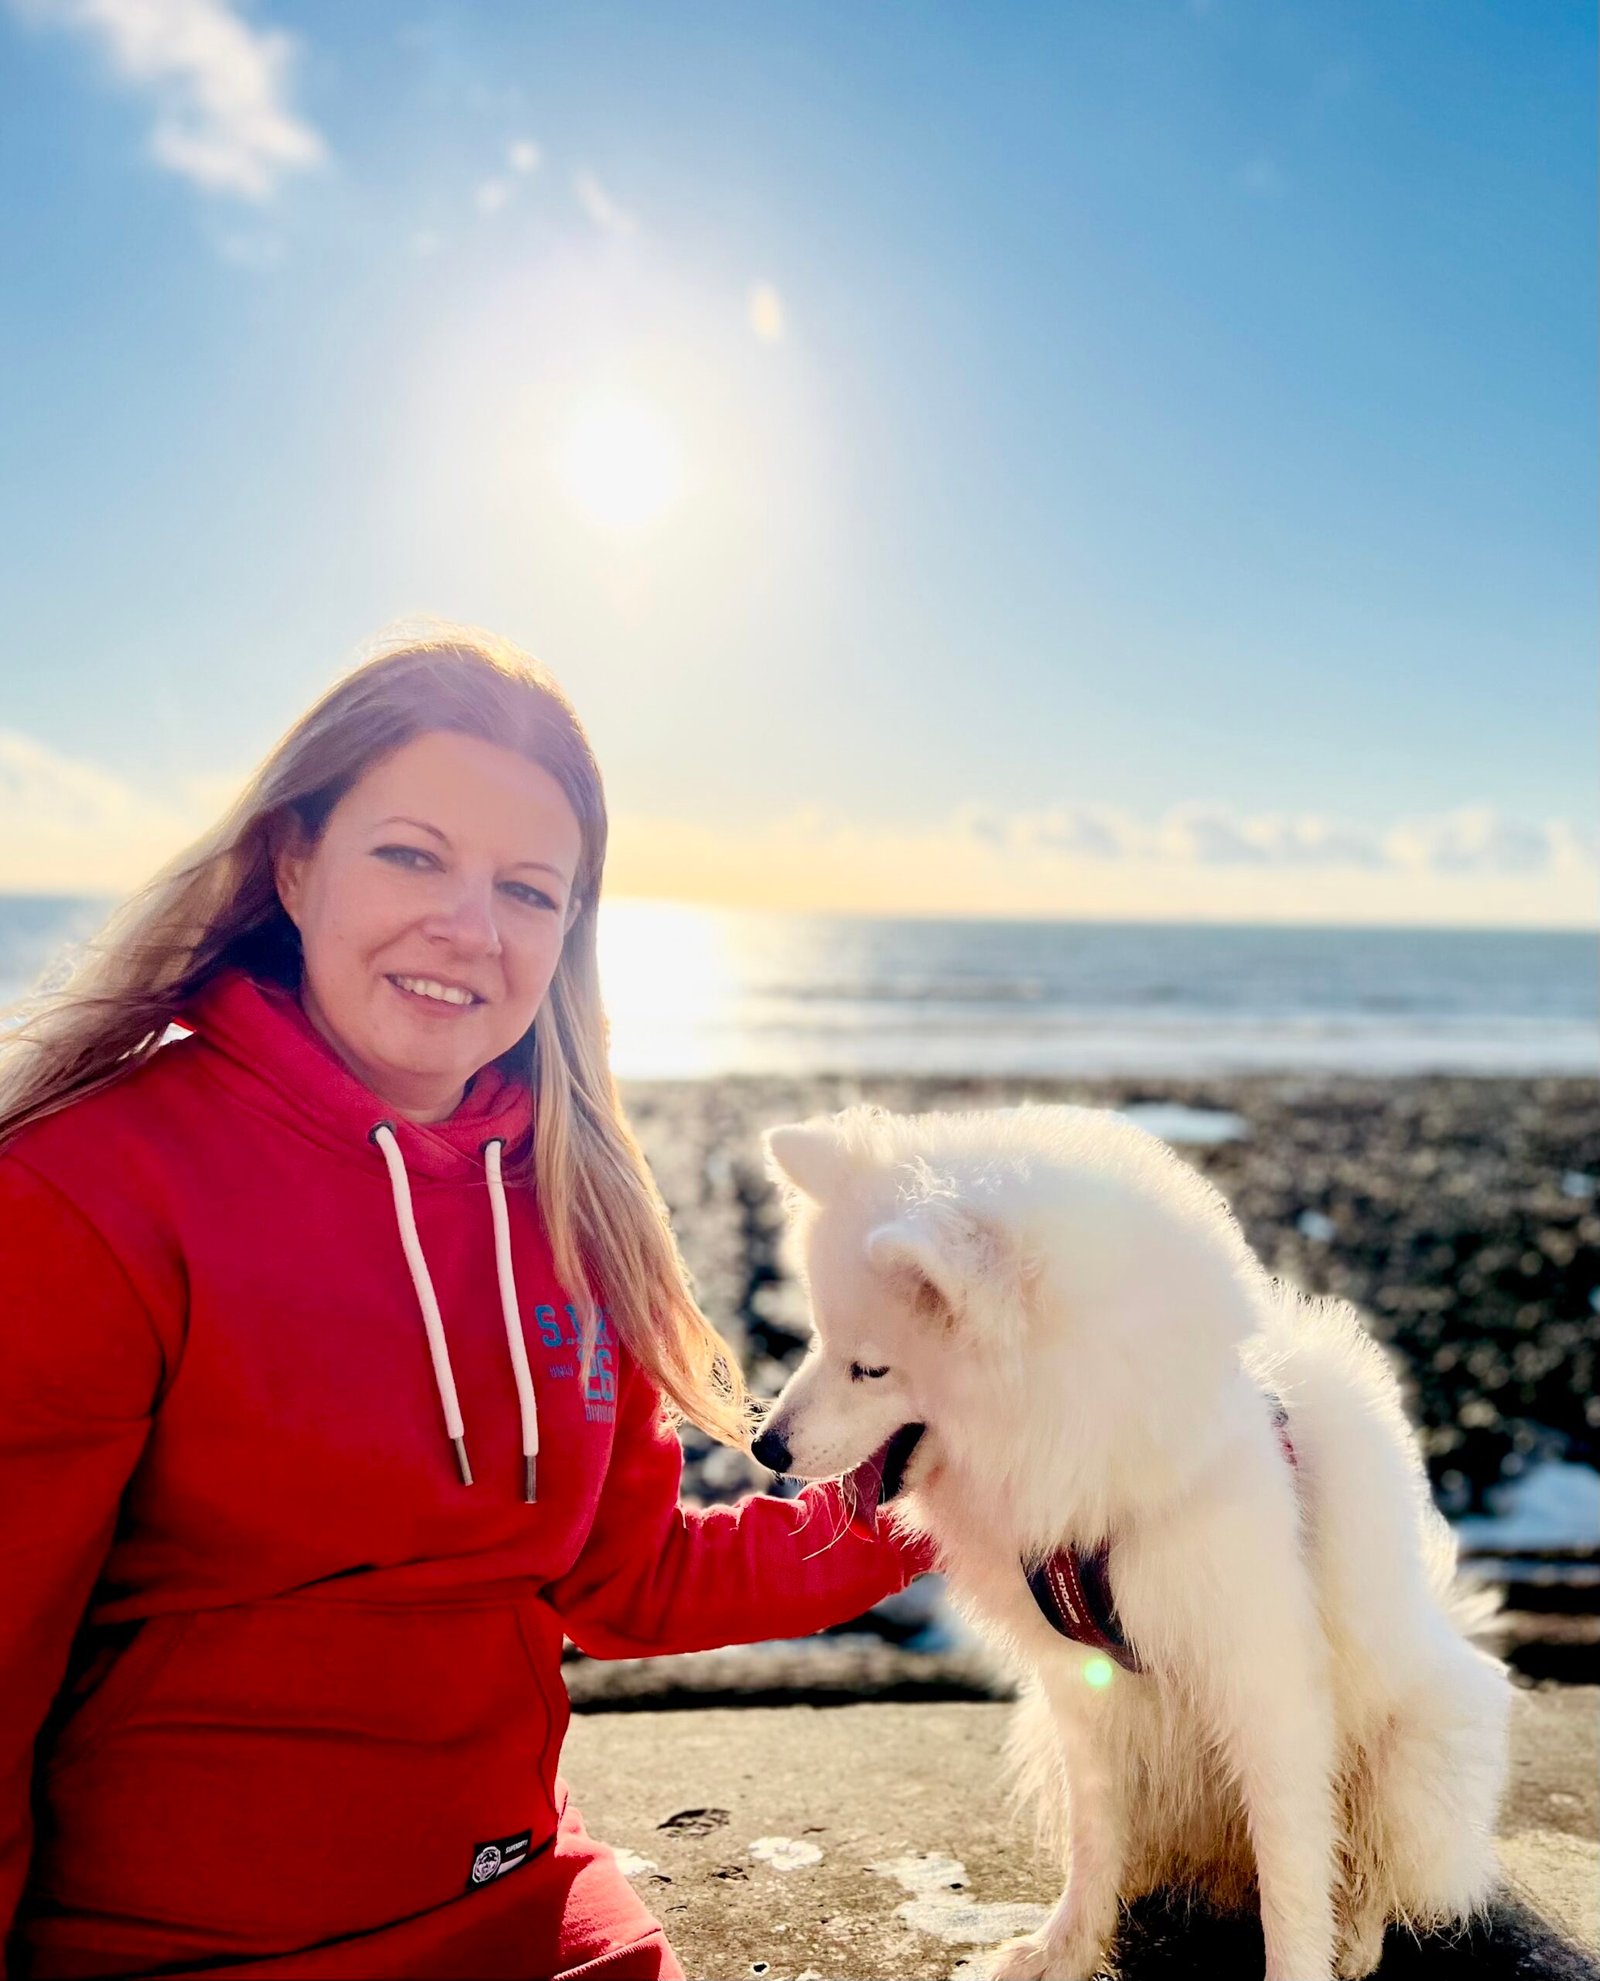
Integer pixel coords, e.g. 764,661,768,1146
1026,1396,1299,1673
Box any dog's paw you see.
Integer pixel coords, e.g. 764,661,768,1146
1333,1895,1387,1978
989,1934,1051,1981
1334,1924,1386,1978
988,1929,1104,1981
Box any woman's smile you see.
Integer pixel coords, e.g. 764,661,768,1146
385,973,487,1011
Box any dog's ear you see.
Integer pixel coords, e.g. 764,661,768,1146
763,1121,850,1202
866,1203,1013,1328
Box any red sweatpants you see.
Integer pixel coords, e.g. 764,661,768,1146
20,1786,684,1980
527,1789,687,1981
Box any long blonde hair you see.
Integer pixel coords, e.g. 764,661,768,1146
0,629,750,1447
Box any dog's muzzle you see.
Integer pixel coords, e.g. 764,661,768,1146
753,1420,926,1535
842,1422,925,1535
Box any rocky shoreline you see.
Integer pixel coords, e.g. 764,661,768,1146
621,1071,1599,1516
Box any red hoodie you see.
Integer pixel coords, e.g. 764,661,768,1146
0,972,924,1978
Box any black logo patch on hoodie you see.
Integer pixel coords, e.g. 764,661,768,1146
466,1828,533,1891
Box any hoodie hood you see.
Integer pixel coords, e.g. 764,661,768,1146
182,969,534,1182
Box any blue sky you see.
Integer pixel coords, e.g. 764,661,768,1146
0,0,1593,923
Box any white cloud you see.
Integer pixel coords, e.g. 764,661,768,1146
965,802,1391,869
1386,806,1557,876
1007,804,1132,860
14,0,325,201
1268,817,1388,867
1157,804,1272,865
969,801,1569,879
607,799,1596,927
573,167,638,236
471,139,539,219
0,729,227,892
950,801,1009,847
1153,806,1388,869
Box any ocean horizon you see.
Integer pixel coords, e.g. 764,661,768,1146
3,894,1594,1082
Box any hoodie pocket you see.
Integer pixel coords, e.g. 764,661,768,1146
35,1596,568,1960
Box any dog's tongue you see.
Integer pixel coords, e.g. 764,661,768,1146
843,1423,925,1538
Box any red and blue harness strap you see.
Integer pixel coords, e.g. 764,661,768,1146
1025,1396,1298,1675
1025,1540,1142,1672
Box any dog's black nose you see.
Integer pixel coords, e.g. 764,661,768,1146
752,1426,791,1474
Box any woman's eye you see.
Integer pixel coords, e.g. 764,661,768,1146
500,881,559,910
374,844,437,870
849,1362,891,1381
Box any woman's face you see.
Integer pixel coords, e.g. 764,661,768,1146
274,728,584,1123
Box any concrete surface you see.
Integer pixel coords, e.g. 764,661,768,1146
562,1688,1599,1981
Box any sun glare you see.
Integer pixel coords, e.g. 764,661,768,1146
598,900,741,1078
559,398,684,530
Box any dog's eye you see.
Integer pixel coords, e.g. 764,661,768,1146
849,1361,891,1381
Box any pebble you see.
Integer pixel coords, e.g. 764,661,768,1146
657,1807,730,1837
869,1851,1050,1950
749,1835,823,1871
869,1851,970,1896
896,1896,1053,1947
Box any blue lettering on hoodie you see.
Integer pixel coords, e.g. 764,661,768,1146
534,1305,616,1421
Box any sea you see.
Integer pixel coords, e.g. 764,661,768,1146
3,895,1594,1081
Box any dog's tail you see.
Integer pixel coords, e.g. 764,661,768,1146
1422,1498,1507,1653
1442,1568,1506,1647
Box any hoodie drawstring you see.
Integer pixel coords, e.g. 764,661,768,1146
370,1123,472,1487
484,1137,540,1503
369,1124,540,1502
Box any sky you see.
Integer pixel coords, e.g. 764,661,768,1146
0,0,1594,926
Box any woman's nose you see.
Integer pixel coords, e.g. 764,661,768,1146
424,887,502,957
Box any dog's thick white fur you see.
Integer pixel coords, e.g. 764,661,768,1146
761,1104,1510,1981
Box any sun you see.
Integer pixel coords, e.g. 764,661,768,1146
558,397,684,530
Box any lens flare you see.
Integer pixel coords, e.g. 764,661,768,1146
1083,1655,1115,1689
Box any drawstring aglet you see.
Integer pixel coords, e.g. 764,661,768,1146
524,1454,538,1504
452,1435,474,1486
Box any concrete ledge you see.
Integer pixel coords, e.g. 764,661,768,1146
562,1688,1599,1981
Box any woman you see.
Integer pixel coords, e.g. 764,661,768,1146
0,632,929,1980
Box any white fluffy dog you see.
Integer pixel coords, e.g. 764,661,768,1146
755,1104,1510,1981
